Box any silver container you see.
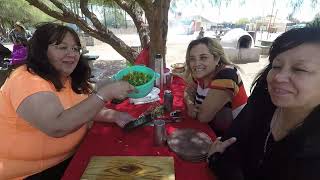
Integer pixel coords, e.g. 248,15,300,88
165,72,172,88
153,119,167,146
154,54,164,90
164,90,173,112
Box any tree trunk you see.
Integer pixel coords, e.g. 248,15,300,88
103,6,107,26
124,10,127,29
113,6,117,28
75,1,79,16
145,0,170,70
68,0,74,14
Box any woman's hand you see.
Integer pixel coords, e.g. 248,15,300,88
187,103,199,119
114,112,135,128
98,81,135,100
208,137,237,156
95,109,135,128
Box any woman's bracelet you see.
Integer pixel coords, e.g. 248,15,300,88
92,91,107,103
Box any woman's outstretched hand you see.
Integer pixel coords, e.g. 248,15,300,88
208,137,237,156
98,81,136,101
114,112,135,128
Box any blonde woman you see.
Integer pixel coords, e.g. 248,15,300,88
184,37,247,136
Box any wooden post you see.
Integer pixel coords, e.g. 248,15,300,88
267,0,276,40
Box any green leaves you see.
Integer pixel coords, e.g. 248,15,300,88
122,71,152,86
0,0,53,29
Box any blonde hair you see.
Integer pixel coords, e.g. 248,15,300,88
185,37,233,78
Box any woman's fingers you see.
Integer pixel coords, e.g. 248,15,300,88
193,104,200,113
220,137,237,151
209,137,237,155
127,84,137,93
111,81,133,99
115,112,135,128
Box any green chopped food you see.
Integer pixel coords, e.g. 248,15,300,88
122,71,152,86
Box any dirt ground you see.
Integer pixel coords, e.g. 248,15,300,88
87,33,269,94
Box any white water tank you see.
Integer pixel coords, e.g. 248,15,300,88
221,28,254,49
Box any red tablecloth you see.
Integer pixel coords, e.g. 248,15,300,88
62,76,216,180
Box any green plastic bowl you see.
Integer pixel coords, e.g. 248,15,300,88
113,65,160,98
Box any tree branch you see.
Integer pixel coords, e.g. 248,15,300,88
25,0,139,63
135,0,153,12
26,0,71,22
46,0,101,36
80,0,106,32
113,0,148,43
136,0,153,20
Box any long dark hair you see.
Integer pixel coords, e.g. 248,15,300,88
27,22,92,94
251,27,320,92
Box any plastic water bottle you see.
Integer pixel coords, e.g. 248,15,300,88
154,54,164,90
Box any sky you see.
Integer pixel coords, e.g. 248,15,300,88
173,0,319,23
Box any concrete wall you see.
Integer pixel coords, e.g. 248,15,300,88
224,47,261,64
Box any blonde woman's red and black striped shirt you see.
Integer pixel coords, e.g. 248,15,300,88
195,65,248,119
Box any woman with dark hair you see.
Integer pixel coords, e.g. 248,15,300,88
207,27,320,179
0,23,135,179
184,37,247,136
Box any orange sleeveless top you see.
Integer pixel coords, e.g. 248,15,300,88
0,66,88,179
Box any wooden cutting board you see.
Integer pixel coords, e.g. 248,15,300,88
81,156,175,180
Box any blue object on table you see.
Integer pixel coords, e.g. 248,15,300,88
113,65,160,99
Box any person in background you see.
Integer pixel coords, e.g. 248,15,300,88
8,22,30,44
184,37,247,136
197,27,205,39
8,22,29,65
0,43,12,87
0,43,11,62
134,34,150,66
207,27,320,180
0,22,135,180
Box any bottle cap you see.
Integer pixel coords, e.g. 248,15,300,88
164,90,171,94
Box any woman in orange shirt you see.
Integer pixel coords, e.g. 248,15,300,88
0,23,135,179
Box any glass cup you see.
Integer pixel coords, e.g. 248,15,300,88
153,119,167,146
